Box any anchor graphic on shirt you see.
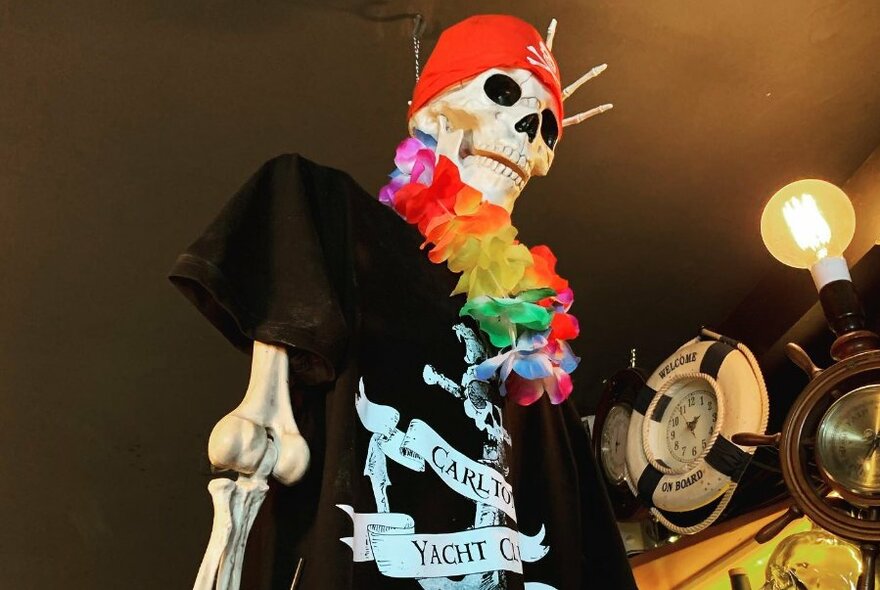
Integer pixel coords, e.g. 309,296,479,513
338,324,556,589
420,324,511,589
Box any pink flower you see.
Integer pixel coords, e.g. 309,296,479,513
477,330,580,406
379,133,437,206
502,369,573,405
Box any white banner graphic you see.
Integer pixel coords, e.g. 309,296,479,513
337,504,415,562
356,381,426,472
355,383,516,522
348,375,558,588
338,506,548,579
402,420,517,522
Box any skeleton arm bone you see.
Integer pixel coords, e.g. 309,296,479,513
208,341,310,484
194,341,311,590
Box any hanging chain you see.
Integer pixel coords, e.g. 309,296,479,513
412,34,421,82
412,14,424,83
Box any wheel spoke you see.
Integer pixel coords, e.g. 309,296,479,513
858,544,878,590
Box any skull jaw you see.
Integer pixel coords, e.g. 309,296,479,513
414,116,533,213
459,159,524,211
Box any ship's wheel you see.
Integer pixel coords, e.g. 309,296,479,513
734,330,880,590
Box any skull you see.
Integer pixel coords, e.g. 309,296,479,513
409,67,560,211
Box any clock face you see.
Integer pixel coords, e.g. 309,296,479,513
816,384,880,500
663,384,718,467
600,404,632,485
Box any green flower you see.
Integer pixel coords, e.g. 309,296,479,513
460,288,555,348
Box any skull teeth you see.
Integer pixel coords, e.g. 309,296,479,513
473,144,529,178
471,155,525,189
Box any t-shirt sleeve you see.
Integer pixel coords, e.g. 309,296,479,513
168,154,349,385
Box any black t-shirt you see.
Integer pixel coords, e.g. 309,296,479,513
170,154,636,590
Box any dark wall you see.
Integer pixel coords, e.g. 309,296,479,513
0,2,418,588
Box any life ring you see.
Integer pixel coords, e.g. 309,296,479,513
624,329,769,534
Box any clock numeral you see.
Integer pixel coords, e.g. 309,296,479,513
691,447,697,457
674,441,679,450
678,406,686,416
702,439,707,450
688,397,695,407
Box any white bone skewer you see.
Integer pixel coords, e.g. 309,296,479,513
562,64,607,100
193,342,310,590
562,103,614,127
545,18,557,50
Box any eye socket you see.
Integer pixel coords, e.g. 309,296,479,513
483,74,522,107
540,109,559,149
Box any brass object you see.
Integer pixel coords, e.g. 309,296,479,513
816,384,880,505
733,331,880,590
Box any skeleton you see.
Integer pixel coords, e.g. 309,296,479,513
191,18,609,590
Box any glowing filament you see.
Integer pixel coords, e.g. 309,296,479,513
782,193,832,260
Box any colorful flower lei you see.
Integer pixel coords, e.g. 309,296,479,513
380,133,580,406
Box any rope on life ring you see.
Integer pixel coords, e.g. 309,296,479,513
624,329,769,535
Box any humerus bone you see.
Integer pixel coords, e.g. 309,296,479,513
208,343,310,482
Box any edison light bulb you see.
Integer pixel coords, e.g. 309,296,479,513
760,179,856,289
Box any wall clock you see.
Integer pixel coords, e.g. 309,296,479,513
592,364,648,521
626,328,769,534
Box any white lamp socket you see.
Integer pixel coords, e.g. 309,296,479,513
809,256,852,291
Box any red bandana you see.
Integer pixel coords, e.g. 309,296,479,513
408,15,564,132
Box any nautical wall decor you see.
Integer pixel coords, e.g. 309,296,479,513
733,179,880,590
625,328,769,535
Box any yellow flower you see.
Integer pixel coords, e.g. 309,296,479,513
449,227,533,299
